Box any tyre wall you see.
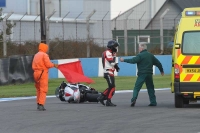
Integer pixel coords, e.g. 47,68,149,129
0,55,34,85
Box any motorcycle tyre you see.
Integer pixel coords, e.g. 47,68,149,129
85,93,101,102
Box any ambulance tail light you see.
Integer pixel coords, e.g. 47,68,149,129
174,63,180,79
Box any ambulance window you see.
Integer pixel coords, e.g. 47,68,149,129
182,32,200,55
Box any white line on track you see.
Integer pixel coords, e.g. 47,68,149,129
0,88,170,102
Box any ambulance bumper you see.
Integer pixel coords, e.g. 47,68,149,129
174,82,200,92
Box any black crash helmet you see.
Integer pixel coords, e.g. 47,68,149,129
107,40,120,52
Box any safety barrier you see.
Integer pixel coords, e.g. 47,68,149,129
0,55,172,85
49,55,172,79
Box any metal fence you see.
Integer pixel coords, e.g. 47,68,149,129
0,12,180,58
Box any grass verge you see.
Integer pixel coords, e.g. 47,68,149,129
0,75,171,98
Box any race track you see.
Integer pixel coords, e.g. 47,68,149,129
0,89,200,133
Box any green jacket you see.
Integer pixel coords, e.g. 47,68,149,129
124,49,164,75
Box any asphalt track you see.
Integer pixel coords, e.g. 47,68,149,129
0,89,200,133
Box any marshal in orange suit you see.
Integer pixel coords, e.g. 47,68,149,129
32,43,58,111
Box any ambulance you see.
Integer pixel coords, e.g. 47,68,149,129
171,7,200,108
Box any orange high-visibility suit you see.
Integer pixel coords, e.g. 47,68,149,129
32,43,55,106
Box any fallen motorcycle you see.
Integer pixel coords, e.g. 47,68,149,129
55,81,101,103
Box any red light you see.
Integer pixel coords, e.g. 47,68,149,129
197,11,200,16
65,93,71,96
174,63,180,79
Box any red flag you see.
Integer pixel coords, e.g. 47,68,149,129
58,61,94,84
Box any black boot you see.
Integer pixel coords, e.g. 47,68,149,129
38,104,46,111
130,99,136,107
106,99,116,107
148,103,157,106
97,94,105,106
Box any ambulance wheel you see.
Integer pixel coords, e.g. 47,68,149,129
175,94,184,108
183,99,189,104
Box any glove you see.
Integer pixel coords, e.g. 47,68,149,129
114,63,120,72
54,64,58,68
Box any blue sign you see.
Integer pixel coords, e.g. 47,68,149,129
0,0,6,7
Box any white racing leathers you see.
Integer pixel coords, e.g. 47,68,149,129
102,49,116,75
102,49,117,99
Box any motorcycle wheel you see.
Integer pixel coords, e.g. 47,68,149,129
55,87,65,102
85,93,100,102
55,87,60,98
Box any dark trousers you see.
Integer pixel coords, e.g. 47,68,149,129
103,73,115,99
132,74,156,104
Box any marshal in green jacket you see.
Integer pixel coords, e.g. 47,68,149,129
123,49,164,75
